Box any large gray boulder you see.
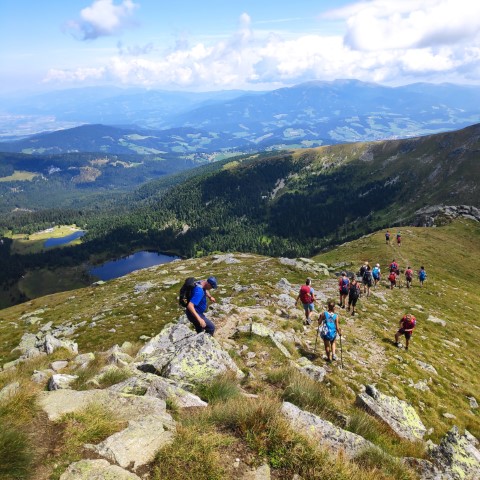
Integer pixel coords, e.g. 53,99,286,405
281,402,375,459
48,374,79,391
135,323,243,384
293,357,327,383
60,459,141,480
356,385,426,441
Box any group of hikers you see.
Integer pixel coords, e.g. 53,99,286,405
178,230,427,364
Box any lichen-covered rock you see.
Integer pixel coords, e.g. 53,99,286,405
356,385,426,441
86,415,175,471
282,402,375,458
44,334,78,355
162,332,244,383
0,381,20,401
294,357,327,383
73,353,95,367
237,322,292,358
428,426,480,480
136,323,194,358
60,459,141,480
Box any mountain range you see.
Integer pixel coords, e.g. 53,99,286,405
1,80,480,151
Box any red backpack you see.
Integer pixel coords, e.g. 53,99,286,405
388,272,397,282
299,285,313,304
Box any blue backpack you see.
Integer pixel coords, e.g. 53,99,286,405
372,266,380,279
321,311,337,341
419,270,427,281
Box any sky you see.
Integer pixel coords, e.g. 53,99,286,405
1,0,479,93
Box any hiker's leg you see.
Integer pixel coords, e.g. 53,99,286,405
186,310,205,334
331,339,336,357
199,313,216,336
323,339,331,359
395,331,400,344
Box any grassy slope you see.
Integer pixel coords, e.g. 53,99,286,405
0,219,478,479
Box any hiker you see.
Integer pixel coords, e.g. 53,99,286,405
295,278,316,325
396,231,402,246
395,313,416,350
385,230,391,244
318,299,342,362
338,272,349,309
362,265,373,297
372,263,381,287
185,276,218,335
347,275,360,316
388,270,397,289
418,266,427,287
389,259,399,273
405,266,414,288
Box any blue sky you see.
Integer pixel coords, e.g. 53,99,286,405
1,0,479,93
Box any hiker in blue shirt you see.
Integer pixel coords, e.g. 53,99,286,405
418,266,427,287
318,299,342,362
186,276,217,335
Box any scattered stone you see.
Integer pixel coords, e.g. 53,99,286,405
467,396,478,409
427,315,447,327
59,459,141,480
73,353,95,367
50,361,69,372
356,385,426,441
134,281,156,294
242,463,271,479
31,369,53,384
236,322,292,358
48,374,79,391
293,357,327,383
212,253,241,264
443,413,456,419
0,381,20,401
413,379,430,392
416,360,438,375
282,402,376,458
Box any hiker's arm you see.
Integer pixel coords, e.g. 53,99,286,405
317,312,324,324
187,302,206,328
207,292,216,303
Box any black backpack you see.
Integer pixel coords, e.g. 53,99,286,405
179,277,197,307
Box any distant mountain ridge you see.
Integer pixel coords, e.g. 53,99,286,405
1,80,479,151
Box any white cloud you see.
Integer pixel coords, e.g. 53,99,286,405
50,3,480,89
67,0,139,40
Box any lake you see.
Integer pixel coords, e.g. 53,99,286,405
44,230,86,247
89,250,179,281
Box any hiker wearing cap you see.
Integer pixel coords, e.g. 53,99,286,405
318,299,342,362
338,272,349,309
296,278,316,325
395,313,416,350
186,276,217,336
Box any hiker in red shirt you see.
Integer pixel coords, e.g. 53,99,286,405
405,266,414,288
395,313,416,350
388,270,397,289
295,278,316,325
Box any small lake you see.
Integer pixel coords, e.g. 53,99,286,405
89,250,179,281
44,230,86,247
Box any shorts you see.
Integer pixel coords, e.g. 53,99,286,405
302,303,314,312
398,328,412,340
348,296,358,307
406,276,412,282
363,279,372,287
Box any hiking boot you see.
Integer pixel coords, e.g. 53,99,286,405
332,354,337,361
351,311,355,316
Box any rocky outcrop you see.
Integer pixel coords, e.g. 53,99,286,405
356,385,426,441
282,402,375,459
85,415,174,471
236,322,293,359
48,374,79,391
413,205,480,227
135,323,244,383
109,373,207,408
60,459,141,479
279,257,329,276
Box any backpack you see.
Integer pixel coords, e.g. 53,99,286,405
386,232,390,239
405,269,413,280
179,277,197,307
402,315,416,329
363,270,372,282
320,311,337,341
299,285,313,304
419,270,427,281
340,277,349,294
390,262,398,272
349,282,360,299
388,272,396,282
372,266,380,279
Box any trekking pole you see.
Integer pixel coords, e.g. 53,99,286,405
339,334,344,369
313,325,320,354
